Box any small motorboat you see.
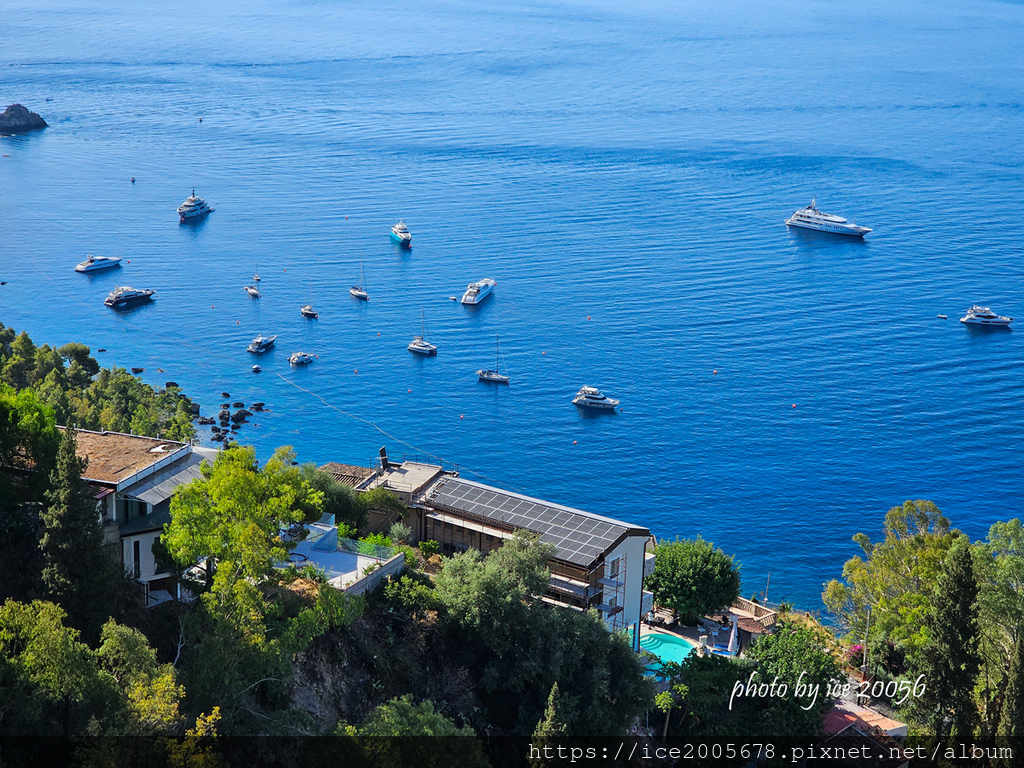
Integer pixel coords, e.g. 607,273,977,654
301,305,318,318
289,351,314,365
245,285,261,298
251,365,261,373
246,334,277,353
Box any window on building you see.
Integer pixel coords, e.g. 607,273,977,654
132,540,141,578
609,557,621,579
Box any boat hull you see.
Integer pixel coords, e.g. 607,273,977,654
477,370,509,384
574,398,618,409
105,295,153,310
961,318,1012,326
461,283,495,305
350,288,369,300
390,232,412,247
75,259,122,273
785,219,870,237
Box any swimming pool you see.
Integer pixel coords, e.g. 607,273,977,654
639,632,700,666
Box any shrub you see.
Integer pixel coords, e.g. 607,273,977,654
388,522,412,544
419,539,440,557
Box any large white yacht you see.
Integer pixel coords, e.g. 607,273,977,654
461,278,496,305
289,351,315,365
572,385,619,410
785,199,871,237
177,189,214,222
104,286,154,309
390,220,412,247
960,306,1013,326
75,255,122,273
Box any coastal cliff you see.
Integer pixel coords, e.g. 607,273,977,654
0,103,48,133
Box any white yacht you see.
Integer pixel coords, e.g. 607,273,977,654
960,306,1013,326
289,351,315,365
177,189,214,222
247,334,277,353
244,285,261,298
461,278,496,305
572,385,619,410
75,255,122,273
390,220,412,247
301,305,318,319
785,199,871,237
408,309,437,356
104,286,154,309
477,335,509,384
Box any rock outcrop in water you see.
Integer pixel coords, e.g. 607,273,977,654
0,104,48,133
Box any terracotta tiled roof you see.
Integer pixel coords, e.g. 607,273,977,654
320,462,375,488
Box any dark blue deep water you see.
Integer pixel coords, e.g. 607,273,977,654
3,0,1023,610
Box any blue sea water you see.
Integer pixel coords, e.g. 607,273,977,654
2,0,1023,611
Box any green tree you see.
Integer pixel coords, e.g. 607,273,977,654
644,537,740,623
0,599,119,740
916,538,982,744
999,631,1024,764
343,695,490,768
746,622,842,740
823,500,957,654
433,531,652,739
0,384,60,602
164,445,322,588
39,424,117,639
529,683,568,767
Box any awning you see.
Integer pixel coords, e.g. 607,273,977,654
122,451,206,506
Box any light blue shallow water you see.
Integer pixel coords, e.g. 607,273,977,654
2,0,1023,610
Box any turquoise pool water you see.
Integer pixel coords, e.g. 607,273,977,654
639,632,699,666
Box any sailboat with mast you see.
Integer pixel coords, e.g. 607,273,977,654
253,263,261,282
477,335,509,384
349,259,368,300
407,309,437,356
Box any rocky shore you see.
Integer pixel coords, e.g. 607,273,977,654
0,104,48,133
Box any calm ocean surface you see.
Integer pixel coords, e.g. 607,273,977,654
3,0,1023,610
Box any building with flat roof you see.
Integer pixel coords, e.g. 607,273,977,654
64,428,217,605
344,450,655,650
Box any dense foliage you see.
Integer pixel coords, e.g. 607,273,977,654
644,537,741,623
0,323,196,441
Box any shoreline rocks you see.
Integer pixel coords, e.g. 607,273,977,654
0,104,48,134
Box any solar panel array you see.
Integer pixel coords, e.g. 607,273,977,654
426,477,632,567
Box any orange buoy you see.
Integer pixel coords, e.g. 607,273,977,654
713,370,717,375
211,305,215,308
573,440,577,445
354,369,358,374
542,351,546,355
460,414,464,419
587,315,591,320
408,389,412,393
236,321,240,325
377,333,381,337
792,404,796,408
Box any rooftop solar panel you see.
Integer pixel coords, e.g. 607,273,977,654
425,477,644,567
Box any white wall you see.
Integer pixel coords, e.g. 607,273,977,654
603,535,650,651
121,531,166,582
